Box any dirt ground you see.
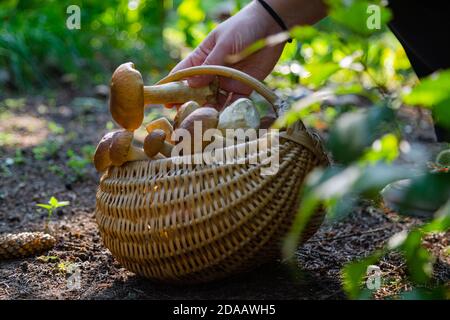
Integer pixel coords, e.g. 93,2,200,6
0,89,448,300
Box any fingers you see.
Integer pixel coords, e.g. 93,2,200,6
187,43,229,88
170,33,219,88
171,44,210,74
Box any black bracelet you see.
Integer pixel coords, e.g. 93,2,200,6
256,0,293,43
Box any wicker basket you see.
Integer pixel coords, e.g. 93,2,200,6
95,66,329,283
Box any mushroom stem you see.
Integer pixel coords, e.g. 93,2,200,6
109,130,150,166
144,129,174,158
159,142,173,158
143,81,216,106
128,146,148,161
156,65,279,114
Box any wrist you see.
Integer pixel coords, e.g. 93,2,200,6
245,1,282,36
258,0,327,29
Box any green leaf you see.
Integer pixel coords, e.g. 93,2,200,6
342,251,383,299
36,204,52,210
353,163,414,199
282,167,340,258
403,70,450,107
274,90,334,129
302,62,340,88
55,201,70,208
401,230,434,284
422,201,450,233
403,70,450,129
328,0,392,36
290,25,318,43
327,105,395,164
399,173,450,218
49,196,58,207
283,193,321,259
361,133,399,164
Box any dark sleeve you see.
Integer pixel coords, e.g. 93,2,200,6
388,0,450,78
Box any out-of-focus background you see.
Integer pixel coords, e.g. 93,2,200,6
0,0,242,91
0,0,448,300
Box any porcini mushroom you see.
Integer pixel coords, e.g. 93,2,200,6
109,129,148,166
145,117,173,144
177,107,219,152
93,131,117,172
173,101,200,129
217,98,260,134
110,62,217,130
144,129,174,158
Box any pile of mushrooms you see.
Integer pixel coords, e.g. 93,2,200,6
94,62,273,172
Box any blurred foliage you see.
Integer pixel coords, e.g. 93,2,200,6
0,0,228,91
276,0,449,300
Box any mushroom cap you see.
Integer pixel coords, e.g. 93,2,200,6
109,129,134,166
173,101,200,129
93,131,117,172
110,62,144,131
178,107,219,134
144,129,166,158
177,107,219,150
145,117,173,143
218,98,260,133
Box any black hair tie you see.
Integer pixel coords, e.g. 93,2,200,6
256,0,293,43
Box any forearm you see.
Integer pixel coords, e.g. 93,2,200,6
258,0,328,29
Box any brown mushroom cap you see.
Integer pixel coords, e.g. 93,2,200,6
173,101,200,129
177,107,219,150
110,62,144,131
145,117,173,143
144,129,167,158
109,130,134,166
93,131,117,172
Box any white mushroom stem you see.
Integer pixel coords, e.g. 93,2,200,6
143,81,216,106
127,146,148,161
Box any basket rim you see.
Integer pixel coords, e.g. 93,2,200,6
115,127,327,169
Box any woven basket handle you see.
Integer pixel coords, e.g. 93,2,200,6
157,65,280,115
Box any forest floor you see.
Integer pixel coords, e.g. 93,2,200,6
0,88,448,300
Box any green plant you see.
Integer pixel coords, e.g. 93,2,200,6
36,196,70,226
48,121,65,135
48,164,65,177
0,98,26,112
272,0,450,299
32,140,61,160
66,148,91,180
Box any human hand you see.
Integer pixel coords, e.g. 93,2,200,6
171,1,286,101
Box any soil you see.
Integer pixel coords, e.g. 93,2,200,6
0,90,448,300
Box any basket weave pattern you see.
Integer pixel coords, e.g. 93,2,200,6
96,125,329,283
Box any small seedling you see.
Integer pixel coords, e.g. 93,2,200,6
36,196,70,229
